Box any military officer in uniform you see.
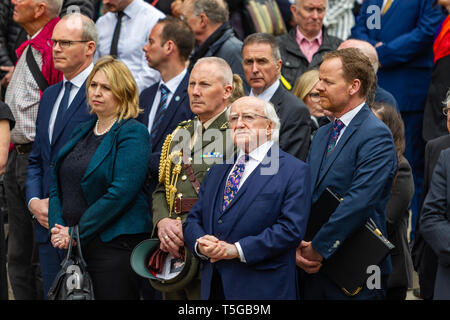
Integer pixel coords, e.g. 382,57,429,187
151,57,235,299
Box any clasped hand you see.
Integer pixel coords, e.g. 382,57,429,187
50,224,72,249
197,235,238,263
296,240,323,274
157,218,184,258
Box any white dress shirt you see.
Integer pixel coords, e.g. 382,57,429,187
48,63,94,143
95,0,165,92
195,140,274,263
249,79,280,102
334,101,365,146
147,69,187,133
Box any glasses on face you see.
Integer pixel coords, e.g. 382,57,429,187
308,92,320,103
443,107,450,116
47,39,89,49
228,112,269,125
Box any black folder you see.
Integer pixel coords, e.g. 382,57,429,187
304,187,342,241
321,220,395,296
304,188,395,296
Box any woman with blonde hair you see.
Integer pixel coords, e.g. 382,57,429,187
293,69,330,137
48,56,151,299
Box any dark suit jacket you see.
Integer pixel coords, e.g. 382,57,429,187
269,84,311,161
412,134,450,299
420,147,450,299
307,104,397,277
137,72,195,208
26,80,94,243
351,0,445,112
183,145,311,299
48,118,152,244
386,156,414,289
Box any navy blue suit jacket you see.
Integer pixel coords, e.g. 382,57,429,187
26,80,93,242
420,148,450,299
137,72,195,208
307,105,397,276
351,0,445,112
183,146,311,299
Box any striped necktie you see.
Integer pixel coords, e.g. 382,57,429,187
151,83,170,141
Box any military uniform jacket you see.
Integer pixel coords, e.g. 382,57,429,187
152,111,234,235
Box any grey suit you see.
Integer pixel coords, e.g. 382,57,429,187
420,147,450,299
269,83,311,161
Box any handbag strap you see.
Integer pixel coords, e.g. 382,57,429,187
25,45,49,92
73,225,87,266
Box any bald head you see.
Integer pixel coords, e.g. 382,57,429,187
338,39,379,72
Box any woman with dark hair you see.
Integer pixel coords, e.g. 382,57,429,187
371,102,414,300
49,56,151,300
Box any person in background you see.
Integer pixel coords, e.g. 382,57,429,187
413,88,450,300
422,0,450,142
371,102,414,300
292,68,330,138
277,0,342,90
4,0,63,300
49,56,151,300
95,0,165,92
0,101,14,300
323,0,355,40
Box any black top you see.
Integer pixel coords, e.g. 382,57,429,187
0,101,15,129
59,129,105,226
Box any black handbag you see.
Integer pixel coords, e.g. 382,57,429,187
47,225,94,300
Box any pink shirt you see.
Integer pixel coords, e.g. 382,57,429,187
296,28,323,63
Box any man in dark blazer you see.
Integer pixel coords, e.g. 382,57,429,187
183,96,311,299
138,17,195,212
412,92,450,300
25,14,96,298
297,48,397,299
420,147,450,299
241,32,311,161
351,0,445,242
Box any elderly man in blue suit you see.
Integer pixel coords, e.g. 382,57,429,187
183,96,311,300
25,14,97,298
297,48,397,299
138,17,195,211
351,0,445,241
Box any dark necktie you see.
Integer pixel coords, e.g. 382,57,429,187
326,119,345,156
151,84,170,141
52,81,72,142
110,11,124,57
222,155,249,211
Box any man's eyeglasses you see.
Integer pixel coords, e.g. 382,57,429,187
443,107,450,116
47,39,89,49
308,92,320,103
228,112,269,125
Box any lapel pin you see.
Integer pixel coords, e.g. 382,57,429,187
175,96,180,102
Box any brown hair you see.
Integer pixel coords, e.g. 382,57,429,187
323,48,376,100
158,17,195,62
86,56,141,121
370,102,405,163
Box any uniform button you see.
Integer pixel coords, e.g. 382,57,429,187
181,175,187,181
286,61,290,66
188,157,193,162
177,193,182,198
207,168,210,172
218,219,223,224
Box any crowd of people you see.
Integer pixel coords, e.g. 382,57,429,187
0,0,449,301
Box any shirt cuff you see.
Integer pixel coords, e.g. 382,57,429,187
28,197,40,211
194,241,209,260
235,242,246,263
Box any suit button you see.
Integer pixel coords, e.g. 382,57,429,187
218,219,223,224
217,232,222,237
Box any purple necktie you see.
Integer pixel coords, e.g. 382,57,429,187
223,155,248,211
326,119,345,156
